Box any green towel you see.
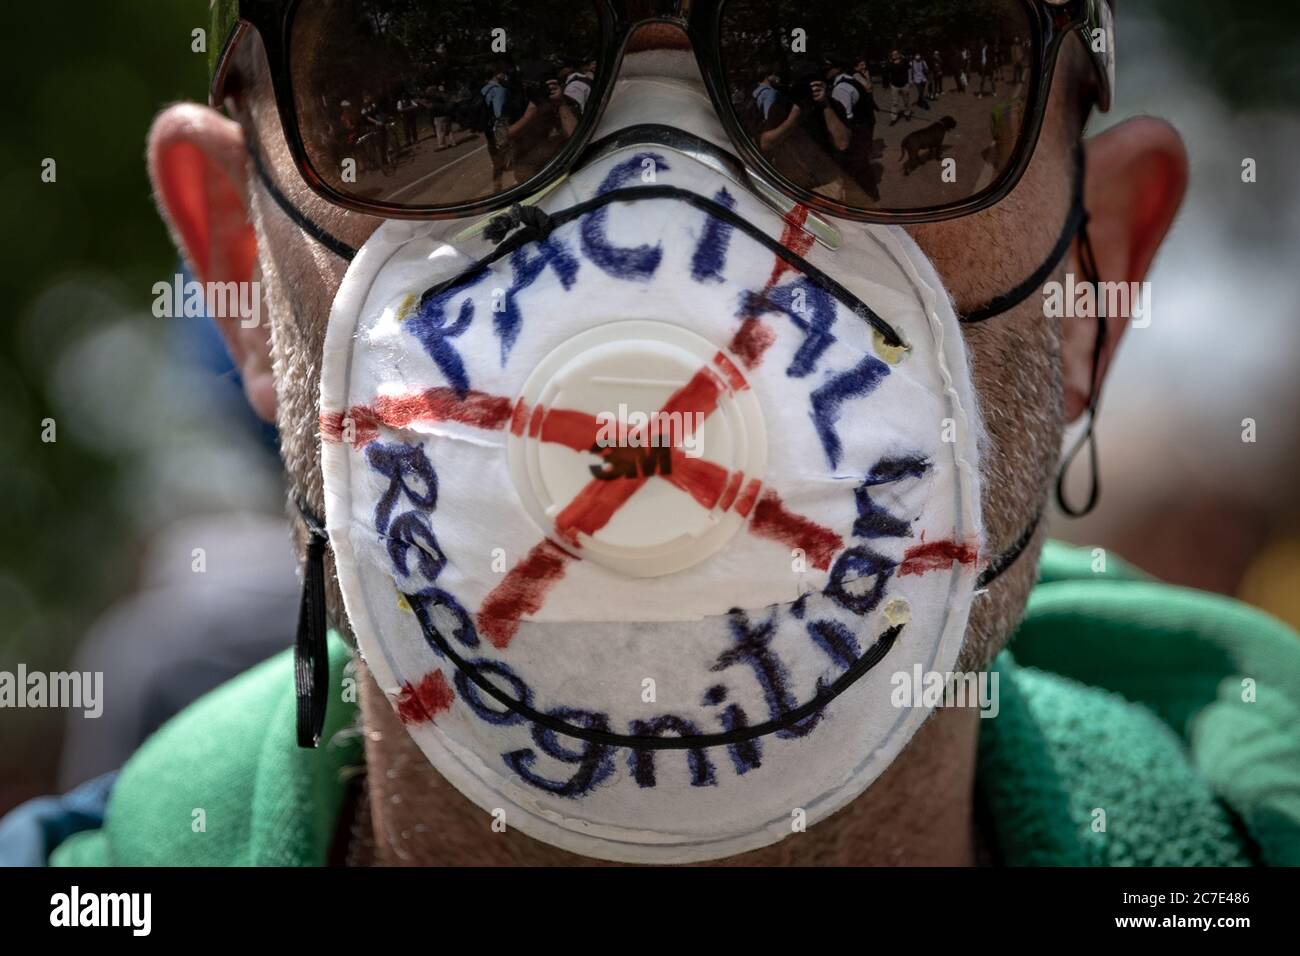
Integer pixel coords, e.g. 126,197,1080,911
52,637,361,866
51,541,1300,866
985,542,1300,865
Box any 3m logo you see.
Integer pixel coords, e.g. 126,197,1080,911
588,443,673,480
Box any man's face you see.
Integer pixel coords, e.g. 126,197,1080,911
150,22,1184,678
141,12,1188,864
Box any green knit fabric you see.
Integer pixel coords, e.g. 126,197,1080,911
49,542,1300,866
983,543,1300,866
979,657,1252,865
51,636,360,866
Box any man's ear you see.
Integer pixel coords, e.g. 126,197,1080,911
148,103,276,422
1064,117,1188,421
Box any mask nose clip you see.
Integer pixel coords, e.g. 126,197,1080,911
459,123,843,253
482,203,559,246
580,124,843,251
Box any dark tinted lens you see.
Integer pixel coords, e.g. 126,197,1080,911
719,0,1035,213
290,0,603,209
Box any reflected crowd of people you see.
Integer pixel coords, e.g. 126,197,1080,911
304,51,600,202
298,28,1031,212
726,33,1032,208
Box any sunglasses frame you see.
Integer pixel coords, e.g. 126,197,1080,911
211,0,1113,224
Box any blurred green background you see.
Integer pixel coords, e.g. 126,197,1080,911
0,4,280,811
1,1,1298,811
0,4,201,659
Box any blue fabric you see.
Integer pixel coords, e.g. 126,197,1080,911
483,80,508,119
0,771,118,866
173,260,280,454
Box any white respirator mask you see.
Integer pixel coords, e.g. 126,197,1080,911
263,53,1076,863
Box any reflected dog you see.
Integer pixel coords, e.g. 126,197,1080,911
899,115,956,175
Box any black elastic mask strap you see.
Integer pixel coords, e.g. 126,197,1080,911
294,504,330,748
976,508,1041,590
961,145,1087,325
1055,213,1106,518
246,142,357,262
242,142,349,746
434,183,907,349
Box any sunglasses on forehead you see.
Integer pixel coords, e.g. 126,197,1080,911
210,0,1114,224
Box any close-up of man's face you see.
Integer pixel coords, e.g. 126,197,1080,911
6,0,1299,906
141,0,1186,865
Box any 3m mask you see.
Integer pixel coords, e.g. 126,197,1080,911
316,54,992,863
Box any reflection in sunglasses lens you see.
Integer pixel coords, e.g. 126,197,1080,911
719,0,1034,212
290,0,602,209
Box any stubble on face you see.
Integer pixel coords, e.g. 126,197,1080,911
235,36,384,614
